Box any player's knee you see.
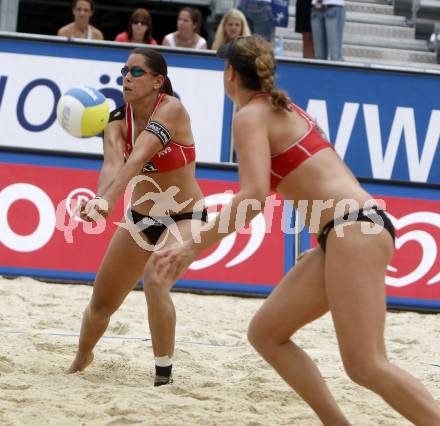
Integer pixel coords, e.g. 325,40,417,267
248,312,293,352
247,316,272,351
247,317,260,348
88,299,116,320
342,353,385,388
143,276,168,298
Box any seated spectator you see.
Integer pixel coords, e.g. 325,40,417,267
57,0,103,40
162,7,208,49
114,8,157,45
211,8,251,50
238,0,274,42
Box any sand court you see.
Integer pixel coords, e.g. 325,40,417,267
0,276,439,425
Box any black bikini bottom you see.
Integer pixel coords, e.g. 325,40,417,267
129,208,208,245
317,206,395,252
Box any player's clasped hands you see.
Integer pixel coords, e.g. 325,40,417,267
78,196,110,222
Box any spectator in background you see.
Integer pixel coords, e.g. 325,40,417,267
238,0,274,42
295,0,315,58
114,8,157,45
311,0,345,61
57,0,104,40
162,7,208,49
212,8,251,50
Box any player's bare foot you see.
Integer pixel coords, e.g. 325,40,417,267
67,352,94,373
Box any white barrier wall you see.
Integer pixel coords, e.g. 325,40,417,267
1,34,439,184
0,36,228,162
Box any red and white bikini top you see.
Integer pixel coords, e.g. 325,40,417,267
123,93,195,173
270,102,334,190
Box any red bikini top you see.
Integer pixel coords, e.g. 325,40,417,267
239,93,333,190
270,102,334,190
115,93,196,173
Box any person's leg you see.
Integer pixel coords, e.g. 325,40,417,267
68,224,151,373
245,2,275,42
295,0,315,58
311,9,327,59
248,249,350,425
143,219,203,385
302,32,315,58
325,223,440,425
206,13,222,48
238,0,254,33
336,7,345,58
324,6,345,61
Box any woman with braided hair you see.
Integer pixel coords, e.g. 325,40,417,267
148,35,440,424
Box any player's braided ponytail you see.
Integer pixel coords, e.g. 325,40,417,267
234,36,291,112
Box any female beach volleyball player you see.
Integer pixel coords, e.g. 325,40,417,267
149,36,440,423
67,47,206,387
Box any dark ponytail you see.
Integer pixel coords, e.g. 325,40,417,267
160,76,174,96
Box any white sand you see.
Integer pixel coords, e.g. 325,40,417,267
0,276,439,426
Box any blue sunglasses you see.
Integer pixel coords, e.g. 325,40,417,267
121,66,158,78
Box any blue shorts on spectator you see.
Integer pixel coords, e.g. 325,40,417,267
311,0,345,61
238,0,275,42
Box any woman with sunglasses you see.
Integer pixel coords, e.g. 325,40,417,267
67,48,206,388
114,8,157,45
148,36,440,423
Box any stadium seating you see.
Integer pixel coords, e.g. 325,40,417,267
278,0,440,69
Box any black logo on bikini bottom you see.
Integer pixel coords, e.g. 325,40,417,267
143,162,158,173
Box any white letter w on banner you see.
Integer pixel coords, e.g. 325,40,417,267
363,105,440,182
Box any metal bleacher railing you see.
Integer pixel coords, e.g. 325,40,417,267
394,0,440,56
211,0,238,16
0,0,19,32
409,0,440,63
277,0,440,67
277,0,439,68
434,21,440,63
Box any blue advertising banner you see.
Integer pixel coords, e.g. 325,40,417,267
276,62,440,184
0,34,439,185
0,35,233,163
